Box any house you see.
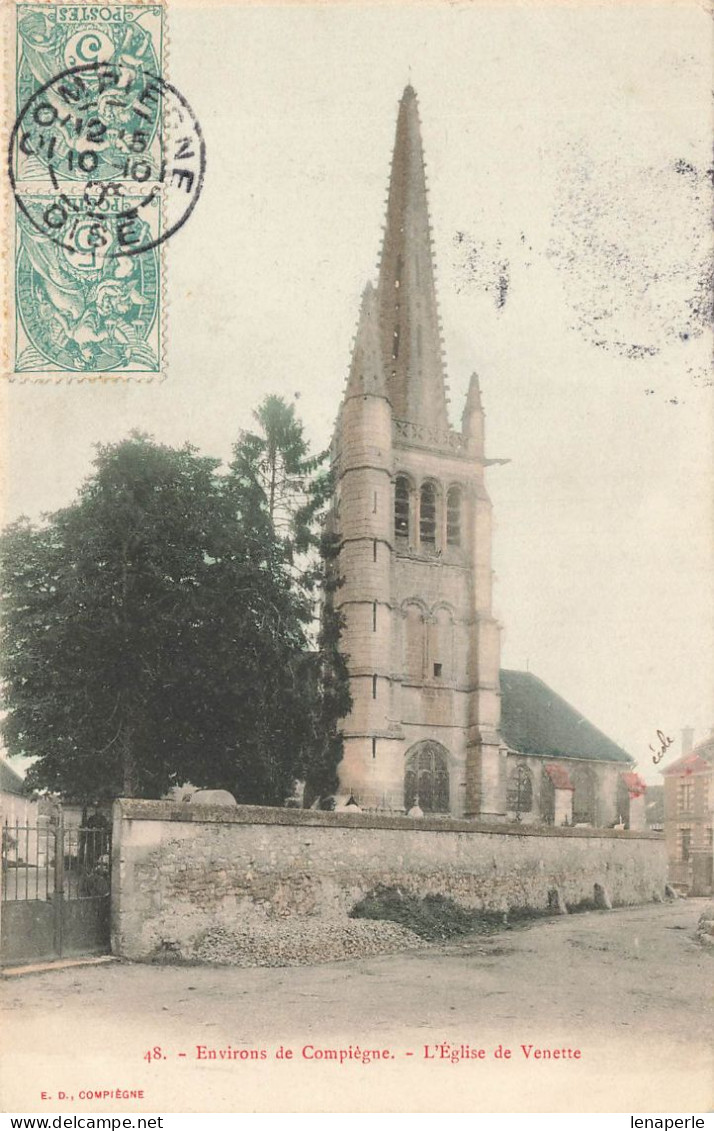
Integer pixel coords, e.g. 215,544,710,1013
662,731,714,894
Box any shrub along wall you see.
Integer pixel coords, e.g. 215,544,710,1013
111,800,666,960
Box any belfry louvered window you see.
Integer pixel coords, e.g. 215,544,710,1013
446,486,462,547
395,476,410,540
419,482,436,546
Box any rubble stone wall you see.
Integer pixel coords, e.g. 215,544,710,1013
111,800,666,961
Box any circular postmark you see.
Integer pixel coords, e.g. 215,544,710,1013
9,60,205,258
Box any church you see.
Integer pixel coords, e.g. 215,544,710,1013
329,86,646,828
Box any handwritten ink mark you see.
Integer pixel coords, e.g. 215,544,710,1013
650,729,674,765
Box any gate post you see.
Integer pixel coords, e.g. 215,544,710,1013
0,812,4,966
53,810,64,958
110,799,123,958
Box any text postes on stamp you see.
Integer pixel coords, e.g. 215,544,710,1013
15,4,164,184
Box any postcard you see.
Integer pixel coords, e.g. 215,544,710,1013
1,0,712,1117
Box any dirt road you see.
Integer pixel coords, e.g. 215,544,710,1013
2,900,712,1113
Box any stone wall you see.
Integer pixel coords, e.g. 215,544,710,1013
111,799,667,961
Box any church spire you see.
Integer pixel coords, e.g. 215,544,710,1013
345,282,387,400
462,371,484,454
376,86,449,432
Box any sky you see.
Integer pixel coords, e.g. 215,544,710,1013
2,1,712,783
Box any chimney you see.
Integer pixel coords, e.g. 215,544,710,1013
681,726,694,755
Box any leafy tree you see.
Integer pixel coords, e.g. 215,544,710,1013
0,433,316,805
1,394,352,806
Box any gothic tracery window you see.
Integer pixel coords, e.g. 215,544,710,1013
506,764,533,814
404,741,450,813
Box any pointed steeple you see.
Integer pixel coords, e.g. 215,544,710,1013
462,371,484,453
463,371,483,415
345,282,387,400
376,86,449,431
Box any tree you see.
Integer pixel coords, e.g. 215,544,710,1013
0,433,317,805
229,393,328,563
301,527,353,806
228,395,351,801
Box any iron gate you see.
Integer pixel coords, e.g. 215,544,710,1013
1,816,111,967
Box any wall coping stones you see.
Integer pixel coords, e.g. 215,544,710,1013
114,799,662,840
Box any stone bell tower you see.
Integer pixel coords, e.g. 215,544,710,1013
331,86,505,819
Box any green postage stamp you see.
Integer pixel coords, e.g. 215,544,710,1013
7,2,204,379
14,187,162,374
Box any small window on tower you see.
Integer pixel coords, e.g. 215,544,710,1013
392,327,400,360
433,663,442,678
394,476,410,540
420,481,437,546
447,486,462,547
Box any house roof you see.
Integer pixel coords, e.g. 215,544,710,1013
661,736,714,777
0,758,26,795
500,669,633,765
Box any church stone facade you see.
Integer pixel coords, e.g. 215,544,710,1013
330,87,645,825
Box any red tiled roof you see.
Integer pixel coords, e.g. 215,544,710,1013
661,751,713,777
620,771,646,798
544,763,574,791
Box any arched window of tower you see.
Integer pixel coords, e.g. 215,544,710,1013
394,476,410,541
419,481,437,547
404,740,450,814
446,485,462,547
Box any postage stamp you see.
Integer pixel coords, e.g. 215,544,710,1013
14,186,161,374
5,0,204,381
14,4,164,184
